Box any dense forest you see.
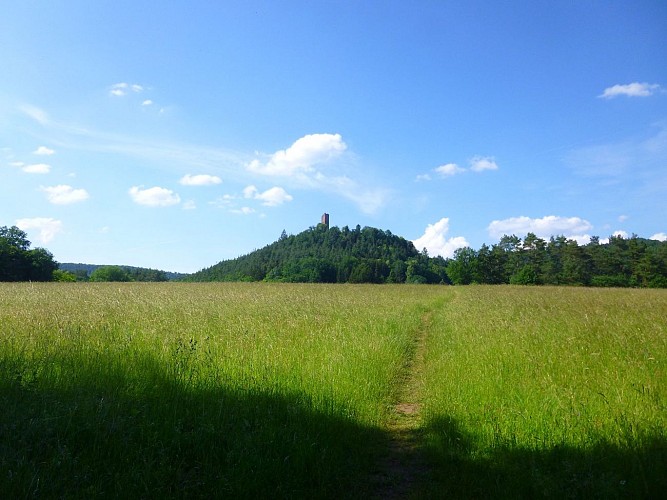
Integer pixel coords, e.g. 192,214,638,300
3,223,666,287
446,233,667,288
0,226,59,281
189,225,667,287
187,224,449,284
59,263,184,282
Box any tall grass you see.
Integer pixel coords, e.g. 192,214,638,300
420,286,667,497
0,282,445,497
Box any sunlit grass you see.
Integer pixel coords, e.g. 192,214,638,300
0,282,446,497
420,286,667,497
2,283,665,497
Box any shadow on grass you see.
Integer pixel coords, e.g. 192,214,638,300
0,352,386,499
419,415,667,499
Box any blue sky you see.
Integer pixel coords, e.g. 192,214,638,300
1,1,666,273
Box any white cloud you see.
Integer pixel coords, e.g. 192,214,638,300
179,173,222,186
110,82,144,97
16,217,63,243
598,82,661,99
412,218,469,258
618,215,629,222
22,163,51,174
488,215,593,240
40,185,89,205
600,230,630,245
415,173,431,182
231,207,256,215
33,146,55,156
247,133,347,176
243,185,293,206
182,200,196,210
650,232,667,242
128,186,180,207
435,163,465,177
469,156,499,172
142,100,153,106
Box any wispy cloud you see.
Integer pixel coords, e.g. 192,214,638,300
566,125,667,179
19,104,50,125
16,217,63,243
418,156,499,181
412,218,468,258
22,163,51,174
110,82,145,97
179,173,222,186
40,184,89,204
598,82,662,99
14,107,389,215
487,215,593,241
128,186,181,207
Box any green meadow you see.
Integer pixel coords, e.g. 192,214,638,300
1,284,665,498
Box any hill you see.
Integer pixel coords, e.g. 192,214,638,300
187,224,449,284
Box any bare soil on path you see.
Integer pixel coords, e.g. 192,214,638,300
369,310,434,499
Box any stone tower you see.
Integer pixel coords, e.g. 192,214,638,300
321,213,329,228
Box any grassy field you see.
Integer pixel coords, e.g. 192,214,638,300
1,283,665,498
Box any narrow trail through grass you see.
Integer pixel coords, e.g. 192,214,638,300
370,306,437,498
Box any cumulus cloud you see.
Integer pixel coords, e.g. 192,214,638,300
40,185,89,205
650,232,667,242
16,217,63,243
179,173,222,186
33,146,55,156
128,186,180,207
247,133,347,176
488,215,593,240
469,156,499,172
243,185,293,206
412,218,469,258
22,163,51,174
598,82,661,99
435,163,465,177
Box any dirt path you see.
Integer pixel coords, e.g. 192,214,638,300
369,310,433,498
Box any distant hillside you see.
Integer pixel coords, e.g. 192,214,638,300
59,263,187,281
187,224,449,284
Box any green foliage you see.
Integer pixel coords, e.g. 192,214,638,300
52,269,77,282
446,233,667,288
60,263,171,282
0,225,58,281
89,265,131,282
188,224,449,284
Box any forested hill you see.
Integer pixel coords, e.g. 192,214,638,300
187,224,448,283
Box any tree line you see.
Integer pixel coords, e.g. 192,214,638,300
0,226,59,281
446,233,667,288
